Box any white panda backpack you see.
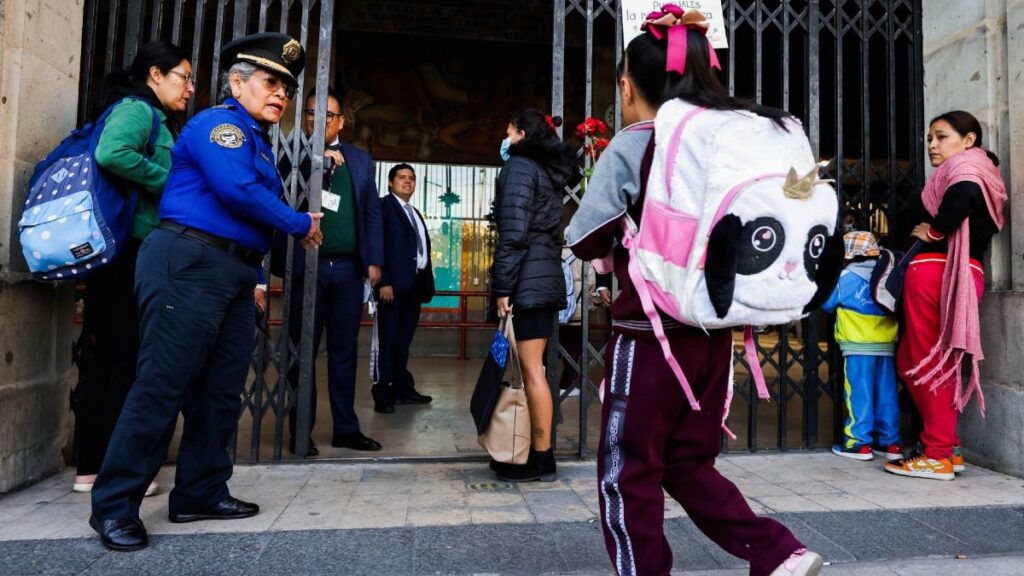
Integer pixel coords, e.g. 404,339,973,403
620,99,841,413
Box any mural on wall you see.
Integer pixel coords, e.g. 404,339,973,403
334,33,561,164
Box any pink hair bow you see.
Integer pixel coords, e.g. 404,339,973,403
641,3,722,76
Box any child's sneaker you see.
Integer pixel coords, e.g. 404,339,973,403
872,444,904,461
770,549,823,576
832,444,873,460
951,445,965,473
883,454,954,480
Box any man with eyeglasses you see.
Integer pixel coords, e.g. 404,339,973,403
271,86,385,454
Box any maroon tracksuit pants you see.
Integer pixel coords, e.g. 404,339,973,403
598,328,803,576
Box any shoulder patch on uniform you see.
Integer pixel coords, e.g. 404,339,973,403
210,123,245,148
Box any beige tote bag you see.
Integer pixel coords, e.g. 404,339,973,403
478,316,531,464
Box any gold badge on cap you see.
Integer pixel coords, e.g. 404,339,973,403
210,123,245,149
282,39,301,64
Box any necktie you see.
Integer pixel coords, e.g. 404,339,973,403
403,203,424,260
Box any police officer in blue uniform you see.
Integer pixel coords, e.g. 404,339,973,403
89,32,323,552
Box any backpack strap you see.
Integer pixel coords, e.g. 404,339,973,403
621,222,701,410
663,107,707,202
743,326,771,401
135,98,162,158
104,97,162,158
616,121,702,410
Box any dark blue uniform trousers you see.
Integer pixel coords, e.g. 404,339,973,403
91,228,256,519
377,283,423,397
287,255,363,438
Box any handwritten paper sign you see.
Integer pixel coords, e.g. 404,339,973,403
621,0,728,50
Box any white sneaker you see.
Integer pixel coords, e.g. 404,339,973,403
770,550,824,576
73,474,98,493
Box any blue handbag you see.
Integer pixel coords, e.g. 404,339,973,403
469,317,514,434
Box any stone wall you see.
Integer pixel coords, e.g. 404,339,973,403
0,0,83,493
922,0,1024,478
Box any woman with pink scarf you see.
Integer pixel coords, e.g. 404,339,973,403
885,111,1007,481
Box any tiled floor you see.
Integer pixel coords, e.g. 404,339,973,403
228,351,840,463
4,452,1024,541
230,356,603,462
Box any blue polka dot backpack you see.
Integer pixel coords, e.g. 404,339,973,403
18,97,159,280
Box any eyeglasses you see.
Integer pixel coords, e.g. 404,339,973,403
303,109,343,121
168,70,196,90
254,74,296,100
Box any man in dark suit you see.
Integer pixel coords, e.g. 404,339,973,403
269,87,384,453
374,164,436,413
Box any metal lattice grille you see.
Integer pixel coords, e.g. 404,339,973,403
79,0,923,459
79,0,335,463
551,0,924,455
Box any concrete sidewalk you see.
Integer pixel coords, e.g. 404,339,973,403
1,453,1023,574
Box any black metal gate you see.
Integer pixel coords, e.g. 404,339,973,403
78,0,337,463
552,0,925,456
78,0,924,461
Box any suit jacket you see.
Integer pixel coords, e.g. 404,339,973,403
270,140,384,278
380,193,435,303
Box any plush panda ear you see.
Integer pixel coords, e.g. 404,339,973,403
706,214,742,318
802,228,845,313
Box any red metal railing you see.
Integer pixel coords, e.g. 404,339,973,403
262,288,495,360
75,285,495,360
73,285,616,360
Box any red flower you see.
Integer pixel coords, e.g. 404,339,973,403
576,116,608,138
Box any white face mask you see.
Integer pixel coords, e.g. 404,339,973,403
499,137,512,162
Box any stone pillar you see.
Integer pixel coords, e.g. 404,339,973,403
922,0,1024,478
0,0,84,492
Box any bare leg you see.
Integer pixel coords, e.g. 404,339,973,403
517,338,553,451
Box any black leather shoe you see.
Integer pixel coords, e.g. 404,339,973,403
331,431,383,451
168,496,260,523
371,385,395,414
90,515,148,552
394,388,432,405
288,437,319,457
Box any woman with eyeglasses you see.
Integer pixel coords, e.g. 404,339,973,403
72,40,194,497
88,33,323,552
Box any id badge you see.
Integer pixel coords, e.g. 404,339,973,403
322,189,341,212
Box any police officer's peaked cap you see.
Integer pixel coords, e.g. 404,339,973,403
220,32,305,86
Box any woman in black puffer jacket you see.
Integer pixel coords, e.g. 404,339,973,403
493,108,577,482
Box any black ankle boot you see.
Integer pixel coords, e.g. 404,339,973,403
496,448,557,483
537,448,557,481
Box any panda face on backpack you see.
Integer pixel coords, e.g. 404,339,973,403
630,99,842,332
621,100,843,411
699,172,838,322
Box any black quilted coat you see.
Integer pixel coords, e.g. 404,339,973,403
492,137,577,310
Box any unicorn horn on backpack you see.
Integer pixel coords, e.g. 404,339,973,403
783,161,833,200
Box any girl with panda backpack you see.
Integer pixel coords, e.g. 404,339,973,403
568,6,841,576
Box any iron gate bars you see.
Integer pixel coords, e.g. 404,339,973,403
78,0,335,462
550,0,925,456
78,0,924,459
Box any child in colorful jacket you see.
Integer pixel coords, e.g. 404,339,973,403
822,231,903,460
